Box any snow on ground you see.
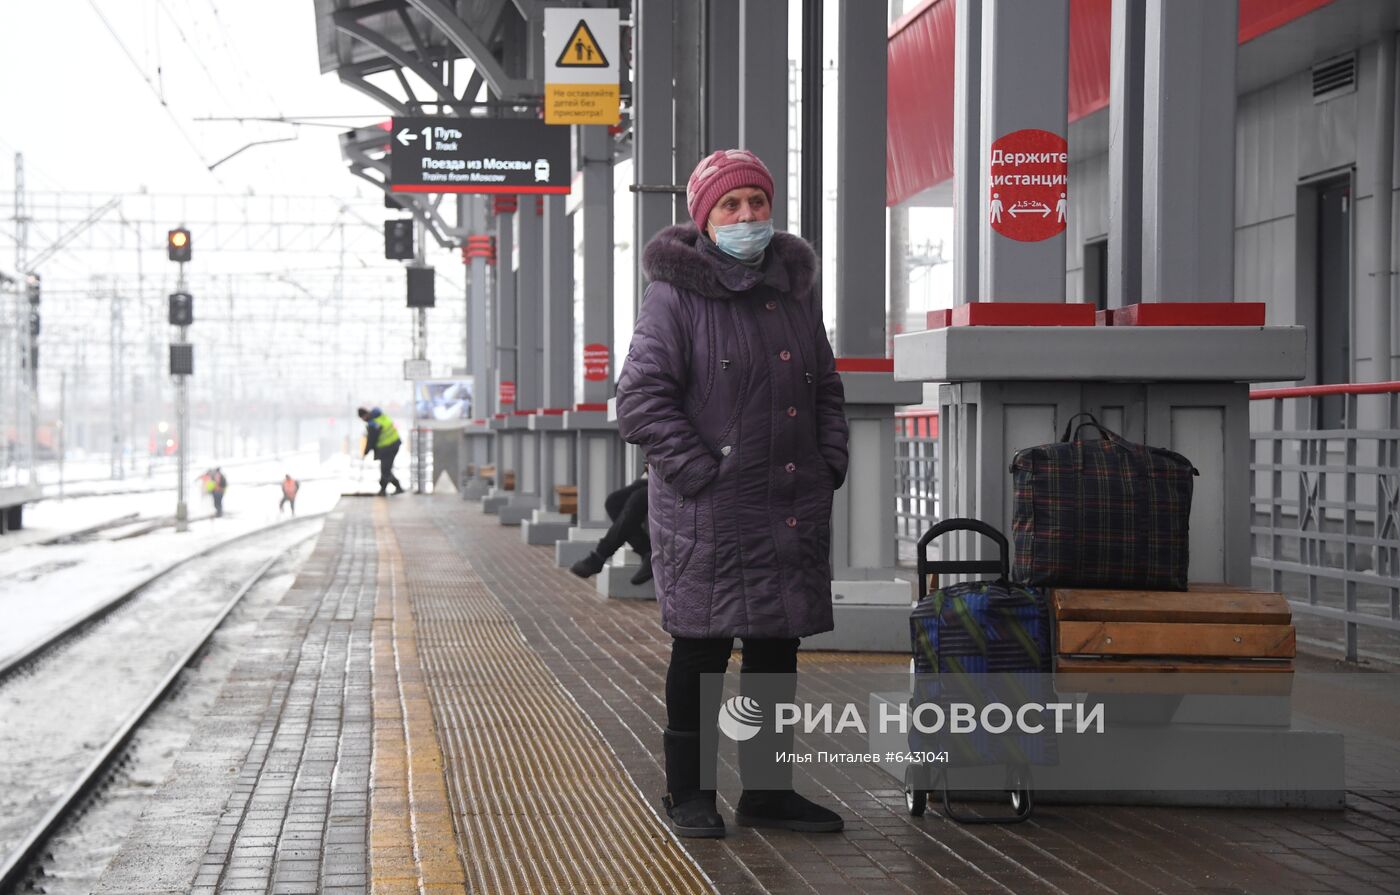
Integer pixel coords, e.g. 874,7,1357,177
0,451,394,666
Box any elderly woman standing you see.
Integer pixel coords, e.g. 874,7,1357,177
616,149,848,839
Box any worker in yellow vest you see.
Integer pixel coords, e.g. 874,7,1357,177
357,406,405,496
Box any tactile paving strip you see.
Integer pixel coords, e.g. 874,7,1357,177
378,504,713,894
370,500,468,893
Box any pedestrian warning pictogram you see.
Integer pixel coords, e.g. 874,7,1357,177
556,19,609,68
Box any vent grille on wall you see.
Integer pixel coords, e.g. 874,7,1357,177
1312,53,1357,103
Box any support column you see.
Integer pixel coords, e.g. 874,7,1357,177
835,0,887,357
631,0,677,485
501,197,544,523
461,195,493,500
516,198,544,411
634,0,675,306
580,127,614,410
558,124,623,567
484,195,518,515
1108,0,1145,309
673,0,702,222
806,0,922,653
1370,34,1395,382
706,0,741,152
1140,0,1237,303
738,0,788,230
953,0,982,305
543,195,574,411
494,196,518,408
523,193,577,546
978,0,1069,302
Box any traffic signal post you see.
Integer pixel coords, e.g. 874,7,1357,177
168,228,193,532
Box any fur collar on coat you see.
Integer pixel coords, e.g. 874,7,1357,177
641,223,818,300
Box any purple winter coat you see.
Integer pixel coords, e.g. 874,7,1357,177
616,224,848,640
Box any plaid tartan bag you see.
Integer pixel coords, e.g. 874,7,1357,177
907,519,1056,802
1010,413,1198,590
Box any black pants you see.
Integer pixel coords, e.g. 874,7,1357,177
212,491,224,516
377,441,402,492
597,478,650,558
279,496,295,514
665,636,799,733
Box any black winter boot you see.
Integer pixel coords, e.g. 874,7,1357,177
630,553,653,585
735,671,844,833
570,551,606,579
735,790,844,832
662,728,725,838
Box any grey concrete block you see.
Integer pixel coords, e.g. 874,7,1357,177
482,496,508,514
498,504,531,525
596,564,655,601
556,539,598,567
461,479,490,499
522,520,571,546
802,604,911,653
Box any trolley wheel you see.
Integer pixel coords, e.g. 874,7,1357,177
904,767,927,817
1006,766,1033,819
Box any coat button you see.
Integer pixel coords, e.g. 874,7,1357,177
779,349,791,361
765,300,777,310
786,406,797,417
785,462,796,473
786,516,798,528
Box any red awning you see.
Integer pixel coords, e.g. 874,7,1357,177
887,0,1336,205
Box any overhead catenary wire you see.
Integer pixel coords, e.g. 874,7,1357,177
83,0,222,181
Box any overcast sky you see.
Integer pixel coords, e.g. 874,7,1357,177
0,0,387,199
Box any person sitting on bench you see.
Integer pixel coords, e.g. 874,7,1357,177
570,477,652,585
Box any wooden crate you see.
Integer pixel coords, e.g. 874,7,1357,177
1052,586,1295,673
479,464,496,484
555,485,578,516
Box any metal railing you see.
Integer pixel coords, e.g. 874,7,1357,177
894,409,939,563
1250,382,1400,662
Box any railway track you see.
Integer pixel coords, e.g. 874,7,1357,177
0,512,327,682
0,520,323,891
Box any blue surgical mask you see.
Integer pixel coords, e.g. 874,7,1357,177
713,219,774,262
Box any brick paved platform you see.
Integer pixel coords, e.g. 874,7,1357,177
99,496,1400,894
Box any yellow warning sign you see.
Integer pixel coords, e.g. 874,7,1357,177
545,83,621,126
555,19,609,68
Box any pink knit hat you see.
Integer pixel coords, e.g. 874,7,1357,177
685,149,774,230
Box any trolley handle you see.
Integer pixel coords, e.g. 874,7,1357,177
916,518,1010,599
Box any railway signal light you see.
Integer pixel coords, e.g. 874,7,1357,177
169,292,194,326
385,219,414,260
170,343,194,376
167,228,192,262
25,272,40,305
407,265,435,308
28,308,40,337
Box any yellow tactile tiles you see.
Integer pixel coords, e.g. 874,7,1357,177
370,501,470,893
379,502,714,895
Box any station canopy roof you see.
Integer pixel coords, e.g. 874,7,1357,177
312,0,528,95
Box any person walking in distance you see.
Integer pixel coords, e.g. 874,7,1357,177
616,148,849,839
358,406,405,496
280,474,300,515
570,477,653,585
211,467,228,517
